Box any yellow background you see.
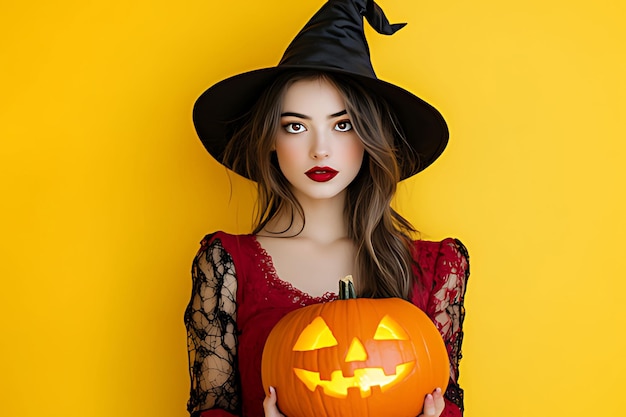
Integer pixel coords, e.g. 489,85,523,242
1,0,624,416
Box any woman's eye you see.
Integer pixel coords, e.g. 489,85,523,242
284,123,306,134
335,121,353,132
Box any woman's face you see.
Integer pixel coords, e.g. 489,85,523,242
274,77,365,203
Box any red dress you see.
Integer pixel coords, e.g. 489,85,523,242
185,232,469,417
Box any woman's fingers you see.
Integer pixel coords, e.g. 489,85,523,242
423,393,436,416
419,387,445,417
433,387,445,414
263,386,284,417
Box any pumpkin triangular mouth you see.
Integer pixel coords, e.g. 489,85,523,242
293,361,415,398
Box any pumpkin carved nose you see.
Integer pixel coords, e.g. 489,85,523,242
345,337,368,362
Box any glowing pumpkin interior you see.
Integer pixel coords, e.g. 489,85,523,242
291,315,415,398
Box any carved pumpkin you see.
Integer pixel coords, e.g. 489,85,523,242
261,278,449,417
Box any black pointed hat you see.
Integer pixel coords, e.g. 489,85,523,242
193,0,448,179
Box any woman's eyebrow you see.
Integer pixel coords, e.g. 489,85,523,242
281,112,310,119
280,110,347,119
329,110,347,118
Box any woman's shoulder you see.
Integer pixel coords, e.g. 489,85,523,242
413,237,469,263
410,237,470,311
194,231,260,268
411,237,470,282
198,230,255,251
194,231,260,281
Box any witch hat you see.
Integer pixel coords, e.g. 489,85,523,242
193,0,448,179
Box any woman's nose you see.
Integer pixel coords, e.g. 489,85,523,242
311,149,329,159
310,132,330,159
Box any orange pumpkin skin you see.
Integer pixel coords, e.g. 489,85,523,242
261,298,449,417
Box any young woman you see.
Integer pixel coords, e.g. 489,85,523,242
185,2,469,417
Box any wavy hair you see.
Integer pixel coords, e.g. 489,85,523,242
222,71,420,299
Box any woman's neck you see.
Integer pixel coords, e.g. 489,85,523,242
260,190,349,244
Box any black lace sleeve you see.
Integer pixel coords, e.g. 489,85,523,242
184,235,240,416
429,239,470,415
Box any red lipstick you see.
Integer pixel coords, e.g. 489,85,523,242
305,166,338,182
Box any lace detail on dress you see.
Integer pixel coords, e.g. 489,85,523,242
251,236,337,306
185,235,239,416
430,239,470,413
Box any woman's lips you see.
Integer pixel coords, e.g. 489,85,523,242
305,166,338,182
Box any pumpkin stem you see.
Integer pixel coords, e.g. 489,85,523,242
339,275,357,300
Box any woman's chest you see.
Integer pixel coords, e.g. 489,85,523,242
254,236,356,298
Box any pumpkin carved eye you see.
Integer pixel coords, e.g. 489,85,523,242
293,316,338,351
373,315,410,341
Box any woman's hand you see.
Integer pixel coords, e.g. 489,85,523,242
263,386,285,417
263,385,444,417
418,387,445,417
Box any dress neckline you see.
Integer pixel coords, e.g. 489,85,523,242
250,235,337,304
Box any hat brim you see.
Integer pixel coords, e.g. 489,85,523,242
193,65,449,180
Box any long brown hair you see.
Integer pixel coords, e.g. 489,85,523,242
223,71,420,300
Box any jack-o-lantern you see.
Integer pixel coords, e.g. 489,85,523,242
261,278,449,417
